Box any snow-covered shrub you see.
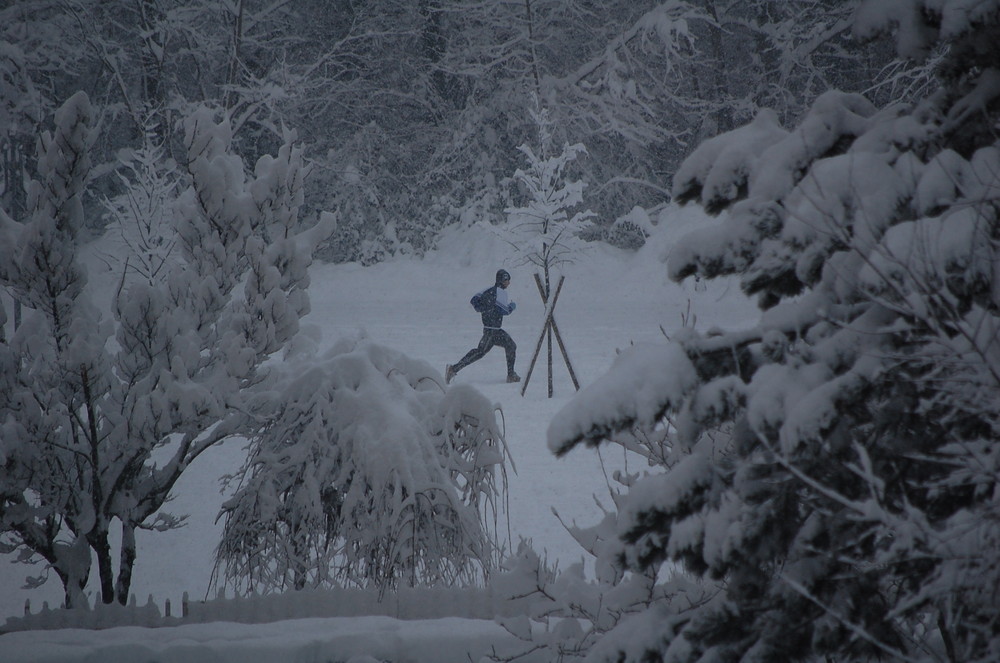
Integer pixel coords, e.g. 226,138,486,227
547,2,1000,662
486,501,717,663
604,206,654,251
214,335,512,594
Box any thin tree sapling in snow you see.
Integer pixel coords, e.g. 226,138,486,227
503,99,595,297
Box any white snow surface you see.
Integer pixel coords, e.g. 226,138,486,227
2,616,525,663
0,204,758,661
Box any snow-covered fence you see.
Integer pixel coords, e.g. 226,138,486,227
4,595,167,633
1,584,522,634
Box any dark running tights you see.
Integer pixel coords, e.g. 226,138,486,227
453,328,516,375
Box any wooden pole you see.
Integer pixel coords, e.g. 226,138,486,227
551,318,580,390
544,265,552,397
546,319,553,398
520,275,564,396
521,274,579,397
520,319,548,395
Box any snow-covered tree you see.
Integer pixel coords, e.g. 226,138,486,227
321,123,410,266
101,119,181,284
277,0,451,264
433,1,896,236
504,101,594,292
0,92,100,610
214,335,512,594
430,0,666,229
548,2,1000,662
487,502,717,663
4,1,906,262
0,94,333,608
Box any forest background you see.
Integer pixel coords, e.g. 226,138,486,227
1,0,913,264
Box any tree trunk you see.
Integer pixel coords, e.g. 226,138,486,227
546,322,553,398
523,0,542,98
115,524,137,605
225,0,246,111
135,0,166,139
704,1,732,132
938,609,958,663
60,577,88,610
292,525,308,591
2,132,27,333
53,537,91,609
89,530,116,604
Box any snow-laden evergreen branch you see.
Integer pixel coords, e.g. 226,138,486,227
542,3,1000,661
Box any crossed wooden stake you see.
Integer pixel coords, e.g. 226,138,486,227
521,273,581,398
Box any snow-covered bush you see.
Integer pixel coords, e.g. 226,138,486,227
214,335,512,595
604,206,654,251
0,95,333,609
547,2,1000,662
486,505,717,663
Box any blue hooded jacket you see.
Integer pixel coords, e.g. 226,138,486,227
474,271,515,329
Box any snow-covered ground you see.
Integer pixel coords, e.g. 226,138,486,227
3,615,543,663
0,204,758,660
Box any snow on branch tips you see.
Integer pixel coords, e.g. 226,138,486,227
671,108,789,214
547,3,1000,660
547,343,698,456
502,99,595,285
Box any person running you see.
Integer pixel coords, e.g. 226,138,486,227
446,269,520,384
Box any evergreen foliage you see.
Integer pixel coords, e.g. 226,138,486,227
547,2,1000,661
